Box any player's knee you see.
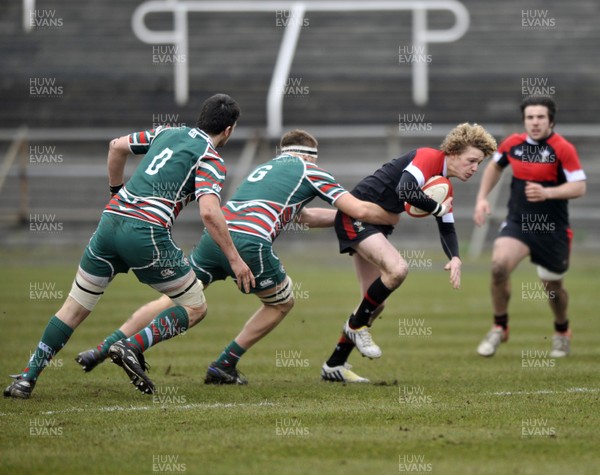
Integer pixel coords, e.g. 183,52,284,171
183,303,208,326
151,274,209,327
491,259,510,284
386,261,409,288
276,298,295,321
279,296,295,314
258,298,294,327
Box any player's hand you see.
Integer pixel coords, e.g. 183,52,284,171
436,197,453,217
525,181,548,202
473,199,491,226
231,258,255,293
444,257,461,289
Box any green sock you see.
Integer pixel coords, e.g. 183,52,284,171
23,316,73,382
125,306,189,352
97,329,126,357
215,340,246,368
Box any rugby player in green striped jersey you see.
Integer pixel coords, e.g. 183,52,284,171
75,130,398,389
4,94,253,399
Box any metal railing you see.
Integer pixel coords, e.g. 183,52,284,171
1,123,597,254
131,0,470,137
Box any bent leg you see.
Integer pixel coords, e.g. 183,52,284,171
348,233,408,328
108,271,207,394
354,233,409,291
352,251,385,325
124,271,207,353
86,295,174,364
326,233,407,366
206,278,295,384
121,295,174,335
214,277,295,368
235,279,295,350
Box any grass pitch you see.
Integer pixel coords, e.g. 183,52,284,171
0,248,599,475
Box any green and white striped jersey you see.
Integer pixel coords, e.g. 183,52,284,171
222,154,347,242
105,126,226,228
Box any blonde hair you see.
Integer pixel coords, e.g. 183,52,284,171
440,123,497,157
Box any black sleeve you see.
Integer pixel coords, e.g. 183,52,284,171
396,171,440,214
436,218,459,259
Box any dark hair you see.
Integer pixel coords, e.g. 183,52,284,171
520,96,556,124
196,94,241,135
280,129,318,148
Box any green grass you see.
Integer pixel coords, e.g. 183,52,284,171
1,249,599,475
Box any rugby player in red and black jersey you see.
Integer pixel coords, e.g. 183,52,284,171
475,97,586,358
322,123,497,383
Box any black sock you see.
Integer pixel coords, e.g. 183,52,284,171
494,313,508,330
348,277,393,329
326,333,355,367
554,320,569,333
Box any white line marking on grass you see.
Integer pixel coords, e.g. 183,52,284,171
0,401,276,417
567,387,600,393
489,387,600,396
44,401,277,415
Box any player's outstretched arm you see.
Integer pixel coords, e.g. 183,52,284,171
198,194,255,293
107,136,131,194
334,194,398,225
473,161,503,226
298,207,337,228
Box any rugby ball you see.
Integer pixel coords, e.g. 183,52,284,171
404,175,453,218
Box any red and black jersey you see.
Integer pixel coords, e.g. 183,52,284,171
352,148,447,214
349,148,459,258
494,132,586,229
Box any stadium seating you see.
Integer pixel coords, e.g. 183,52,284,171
0,0,597,250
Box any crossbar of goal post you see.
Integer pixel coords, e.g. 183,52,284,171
131,0,470,138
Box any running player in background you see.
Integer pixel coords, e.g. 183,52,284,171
321,123,497,383
4,94,252,399
78,130,398,391
474,97,586,358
